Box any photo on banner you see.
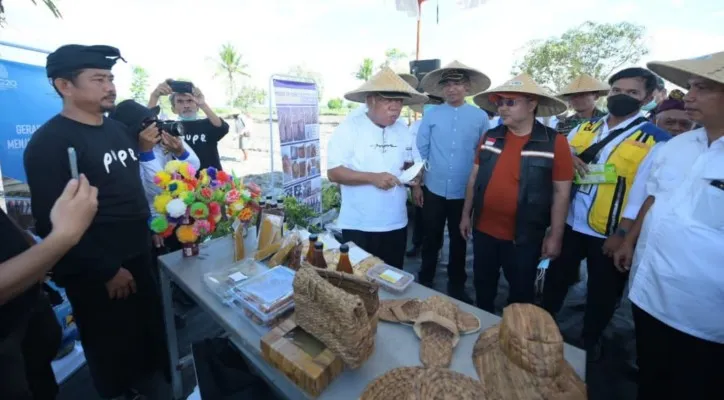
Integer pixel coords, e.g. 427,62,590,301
274,79,322,212
0,59,62,231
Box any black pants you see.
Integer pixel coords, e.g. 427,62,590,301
542,225,627,347
419,187,467,288
472,230,541,313
633,304,724,399
0,292,61,400
343,227,407,269
65,250,169,399
410,205,424,248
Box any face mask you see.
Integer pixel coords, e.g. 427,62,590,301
641,100,657,112
178,115,198,121
607,94,642,117
423,104,437,114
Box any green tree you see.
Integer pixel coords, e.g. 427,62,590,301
327,98,343,110
355,58,375,81
212,43,251,107
0,0,62,26
288,64,324,102
380,48,408,70
129,66,149,103
512,21,648,92
233,86,266,110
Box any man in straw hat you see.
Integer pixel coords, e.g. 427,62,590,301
347,73,419,120
414,61,491,303
555,74,609,135
460,73,574,313
612,51,724,399
406,93,444,258
327,67,427,269
542,67,671,360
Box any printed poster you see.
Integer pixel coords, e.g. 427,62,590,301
274,79,322,212
0,59,62,230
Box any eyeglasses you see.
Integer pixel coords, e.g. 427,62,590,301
494,98,521,107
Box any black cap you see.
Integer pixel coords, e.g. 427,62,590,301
340,244,349,252
314,241,324,249
309,234,318,241
46,44,125,78
439,69,469,84
107,100,160,134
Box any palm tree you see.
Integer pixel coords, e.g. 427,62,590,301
213,43,251,107
0,0,62,20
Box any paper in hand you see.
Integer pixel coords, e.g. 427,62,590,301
398,162,425,184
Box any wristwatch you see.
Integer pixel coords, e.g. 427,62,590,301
615,227,628,238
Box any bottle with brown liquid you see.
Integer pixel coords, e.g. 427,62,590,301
305,234,318,264
312,241,327,269
403,146,414,170
336,244,354,274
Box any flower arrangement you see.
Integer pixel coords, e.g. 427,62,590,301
148,160,263,256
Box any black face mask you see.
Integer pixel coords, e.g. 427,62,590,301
607,94,642,117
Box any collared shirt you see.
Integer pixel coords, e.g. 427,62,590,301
327,113,420,232
565,112,652,238
417,103,489,199
629,128,724,343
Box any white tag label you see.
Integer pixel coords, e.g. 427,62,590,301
348,246,371,265
380,269,403,283
229,272,248,282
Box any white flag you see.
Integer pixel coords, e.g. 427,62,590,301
396,0,422,17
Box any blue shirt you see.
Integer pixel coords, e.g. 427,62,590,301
416,103,489,199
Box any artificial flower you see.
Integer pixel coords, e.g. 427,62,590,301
193,219,212,236
180,191,196,206
180,163,197,180
216,170,230,183
225,189,240,204
164,160,184,174
206,167,218,180
197,187,213,203
153,193,173,214
160,224,176,238
240,189,251,202
149,215,169,233
167,180,187,197
190,202,209,219
176,224,198,243
153,171,172,189
212,189,226,203
166,198,187,218
238,206,253,222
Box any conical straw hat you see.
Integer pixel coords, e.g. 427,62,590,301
472,73,568,117
647,51,724,88
420,60,491,96
345,67,429,105
398,73,419,88
410,92,444,113
557,74,610,97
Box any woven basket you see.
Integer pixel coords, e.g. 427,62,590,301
415,368,485,399
360,367,424,400
293,266,375,369
307,264,381,334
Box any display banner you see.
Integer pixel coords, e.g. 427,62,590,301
0,59,61,229
273,79,322,212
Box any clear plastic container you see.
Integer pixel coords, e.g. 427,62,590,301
366,263,415,293
203,259,269,305
231,266,296,325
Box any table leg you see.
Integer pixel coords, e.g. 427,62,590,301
160,266,183,399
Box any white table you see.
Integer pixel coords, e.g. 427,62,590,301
158,237,586,400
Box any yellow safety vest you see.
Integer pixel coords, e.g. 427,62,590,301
569,118,670,235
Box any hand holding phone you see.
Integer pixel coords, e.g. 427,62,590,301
167,80,194,94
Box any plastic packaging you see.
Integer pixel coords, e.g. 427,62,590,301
231,266,296,325
203,259,269,304
366,263,415,293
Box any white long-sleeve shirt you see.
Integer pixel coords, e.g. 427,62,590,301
139,142,200,217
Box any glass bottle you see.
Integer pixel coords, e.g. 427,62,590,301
305,234,318,263
312,241,327,269
265,195,273,210
336,244,354,274
403,146,414,170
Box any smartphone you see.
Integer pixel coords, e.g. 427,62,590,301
67,147,79,179
168,80,193,94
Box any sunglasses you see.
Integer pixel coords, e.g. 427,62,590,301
494,98,523,107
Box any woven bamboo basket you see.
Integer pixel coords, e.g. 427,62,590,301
302,262,380,333
293,266,375,369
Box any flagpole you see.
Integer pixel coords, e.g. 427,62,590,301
415,0,422,60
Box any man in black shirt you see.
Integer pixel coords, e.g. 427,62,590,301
24,44,168,400
0,175,97,400
148,80,229,170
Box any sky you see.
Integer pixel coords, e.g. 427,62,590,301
1,0,723,105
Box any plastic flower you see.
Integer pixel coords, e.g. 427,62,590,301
206,217,216,233
180,191,196,205
160,224,176,238
192,219,212,236
176,224,198,244
153,171,172,189
211,189,226,203
184,178,198,191
196,187,213,203
180,163,196,180
166,198,187,218
206,167,218,180
225,189,241,204
198,169,211,186
190,202,209,219
240,189,251,202
167,180,187,197
226,201,245,218
238,206,253,222
153,193,173,214
164,160,184,174
149,215,169,233
246,181,261,197
208,201,221,216
216,170,230,183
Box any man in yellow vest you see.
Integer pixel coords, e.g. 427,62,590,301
542,67,671,359
555,74,610,135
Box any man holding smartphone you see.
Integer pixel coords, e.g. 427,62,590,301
148,80,229,170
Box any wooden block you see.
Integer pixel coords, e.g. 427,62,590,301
260,316,344,397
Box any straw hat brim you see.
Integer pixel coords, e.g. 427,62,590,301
647,58,724,89
473,325,587,399
345,90,428,106
420,67,491,97
473,89,568,117
558,88,609,98
398,73,419,89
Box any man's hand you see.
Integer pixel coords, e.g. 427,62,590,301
602,234,625,258
413,185,424,207
161,132,185,157
191,87,206,107
541,232,563,260
370,172,400,190
152,234,164,249
105,267,136,300
139,123,161,152
459,214,472,240
572,156,589,177
49,175,98,246
613,240,635,273
151,81,173,98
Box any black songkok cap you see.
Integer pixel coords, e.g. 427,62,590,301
46,44,126,78
439,69,469,84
